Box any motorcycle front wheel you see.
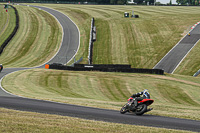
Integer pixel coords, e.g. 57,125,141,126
135,104,147,115
120,104,129,114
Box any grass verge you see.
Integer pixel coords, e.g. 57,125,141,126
0,5,16,46
2,69,200,121
0,107,194,133
0,5,62,67
34,4,200,75
174,41,200,76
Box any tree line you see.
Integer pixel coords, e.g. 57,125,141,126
1,0,199,5
176,0,199,5
1,0,155,5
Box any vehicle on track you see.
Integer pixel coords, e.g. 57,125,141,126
0,64,3,72
120,90,154,115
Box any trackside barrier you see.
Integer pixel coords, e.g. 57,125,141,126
74,64,131,69
193,69,200,77
46,64,164,75
45,64,49,69
0,5,19,55
88,18,96,65
70,57,83,67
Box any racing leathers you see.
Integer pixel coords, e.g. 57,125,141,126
128,91,144,108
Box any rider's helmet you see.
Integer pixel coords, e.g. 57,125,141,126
143,89,150,99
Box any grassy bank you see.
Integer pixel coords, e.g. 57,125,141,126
2,69,200,120
0,5,16,46
4,4,198,73
36,4,200,75
0,108,193,133
1,4,200,132
0,5,62,67
174,41,200,76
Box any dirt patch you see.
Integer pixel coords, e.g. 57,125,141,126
147,75,200,87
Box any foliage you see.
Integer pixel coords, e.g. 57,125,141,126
169,0,172,5
176,0,199,5
133,0,155,5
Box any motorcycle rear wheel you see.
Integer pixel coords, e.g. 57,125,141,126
135,104,147,115
120,104,129,114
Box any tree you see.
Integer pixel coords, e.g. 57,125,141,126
169,0,172,5
134,0,144,4
176,0,188,5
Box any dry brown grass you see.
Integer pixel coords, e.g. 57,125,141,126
0,107,194,133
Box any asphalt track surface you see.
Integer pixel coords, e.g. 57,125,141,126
154,24,200,73
0,5,200,132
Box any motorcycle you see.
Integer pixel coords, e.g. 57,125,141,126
0,64,3,73
120,90,154,115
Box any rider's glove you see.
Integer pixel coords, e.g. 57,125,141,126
127,97,133,101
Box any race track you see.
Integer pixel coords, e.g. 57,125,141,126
154,24,200,73
0,5,200,132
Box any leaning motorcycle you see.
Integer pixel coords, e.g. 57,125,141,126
0,64,3,73
120,90,154,115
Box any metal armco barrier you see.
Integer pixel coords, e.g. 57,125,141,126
193,69,200,77
46,64,164,75
88,18,95,65
74,64,131,69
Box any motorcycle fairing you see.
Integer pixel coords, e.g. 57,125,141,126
138,99,154,106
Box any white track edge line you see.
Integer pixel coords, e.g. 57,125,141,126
171,39,200,74
0,4,80,98
153,24,197,70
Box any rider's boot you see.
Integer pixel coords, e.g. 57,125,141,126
133,99,138,108
128,99,138,111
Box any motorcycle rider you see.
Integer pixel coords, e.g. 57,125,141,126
128,89,150,108
0,64,3,72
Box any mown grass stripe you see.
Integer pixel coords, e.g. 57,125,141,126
0,6,16,48
42,4,200,74
0,10,9,36
93,19,112,64
2,69,200,120
3,8,38,65
0,5,62,67
100,78,120,101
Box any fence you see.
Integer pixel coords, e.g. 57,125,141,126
46,63,164,75
193,69,200,77
88,18,96,64
70,57,83,67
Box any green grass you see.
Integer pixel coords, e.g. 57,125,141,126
0,5,16,46
1,4,197,72
174,41,200,75
2,69,200,120
46,6,91,64
0,108,193,133
1,4,200,132
0,5,8,35
0,5,62,67
32,4,200,75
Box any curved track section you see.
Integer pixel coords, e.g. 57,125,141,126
0,5,200,132
0,96,200,132
34,5,80,67
154,24,200,73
